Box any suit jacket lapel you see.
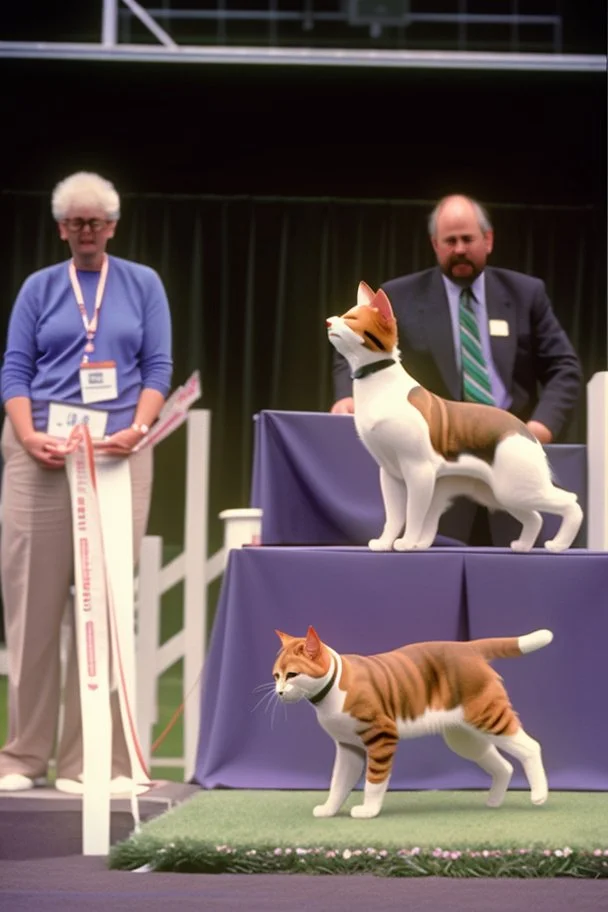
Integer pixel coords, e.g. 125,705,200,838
484,269,516,387
424,268,461,398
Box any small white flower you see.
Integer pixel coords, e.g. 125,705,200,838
342,849,352,860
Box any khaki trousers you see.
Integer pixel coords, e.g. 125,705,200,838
0,419,153,781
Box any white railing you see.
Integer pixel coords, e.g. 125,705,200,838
134,408,262,779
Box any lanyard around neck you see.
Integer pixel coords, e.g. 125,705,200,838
68,254,109,362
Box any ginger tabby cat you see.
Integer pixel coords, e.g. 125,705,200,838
273,626,551,818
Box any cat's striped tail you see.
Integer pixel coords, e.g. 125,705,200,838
471,629,553,661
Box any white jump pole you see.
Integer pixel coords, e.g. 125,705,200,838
587,371,608,550
182,409,210,781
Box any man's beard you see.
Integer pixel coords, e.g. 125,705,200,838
443,257,483,286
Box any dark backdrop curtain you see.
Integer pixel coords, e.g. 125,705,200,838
1,192,605,554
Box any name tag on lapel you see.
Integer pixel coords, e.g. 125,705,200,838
489,319,509,337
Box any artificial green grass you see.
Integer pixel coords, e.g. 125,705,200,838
110,790,608,878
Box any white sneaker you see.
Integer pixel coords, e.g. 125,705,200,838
0,773,36,792
55,775,151,796
109,775,152,796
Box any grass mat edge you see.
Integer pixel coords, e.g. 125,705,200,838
110,838,608,878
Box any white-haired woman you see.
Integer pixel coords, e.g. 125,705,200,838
0,171,173,793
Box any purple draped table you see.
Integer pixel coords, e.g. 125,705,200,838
195,547,608,791
250,410,588,547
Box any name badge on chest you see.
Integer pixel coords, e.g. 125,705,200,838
80,360,118,404
489,319,509,337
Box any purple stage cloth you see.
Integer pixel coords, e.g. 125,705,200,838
195,547,608,792
250,410,587,548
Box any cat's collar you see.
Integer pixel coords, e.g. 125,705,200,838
308,657,338,706
351,358,397,380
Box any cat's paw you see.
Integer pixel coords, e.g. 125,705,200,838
368,538,394,552
544,538,568,553
510,539,533,553
350,804,381,819
313,803,337,818
393,537,423,552
530,787,548,806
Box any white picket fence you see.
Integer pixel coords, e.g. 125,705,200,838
135,409,261,781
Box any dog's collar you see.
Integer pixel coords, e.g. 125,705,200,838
308,658,338,706
351,359,397,380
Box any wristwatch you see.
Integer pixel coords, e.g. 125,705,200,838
131,422,150,436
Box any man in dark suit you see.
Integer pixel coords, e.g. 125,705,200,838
330,194,583,544
331,194,582,444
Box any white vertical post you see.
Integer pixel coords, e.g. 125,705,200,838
182,410,210,780
587,372,608,550
136,535,163,767
102,0,119,46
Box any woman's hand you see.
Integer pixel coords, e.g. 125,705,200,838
93,427,142,456
22,431,76,469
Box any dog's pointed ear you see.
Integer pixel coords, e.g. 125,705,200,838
357,281,376,308
371,289,395,324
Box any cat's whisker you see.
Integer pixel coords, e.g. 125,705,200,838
270,695,286,731
252,681,275,694
251,689,276,714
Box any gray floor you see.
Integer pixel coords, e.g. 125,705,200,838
0,784,606,911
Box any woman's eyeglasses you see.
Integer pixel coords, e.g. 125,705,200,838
62,218,110,232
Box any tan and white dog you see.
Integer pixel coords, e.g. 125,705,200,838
326,282,583,552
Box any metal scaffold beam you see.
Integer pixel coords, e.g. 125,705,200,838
0,0,605,72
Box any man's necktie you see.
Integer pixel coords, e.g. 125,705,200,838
459,288,495,406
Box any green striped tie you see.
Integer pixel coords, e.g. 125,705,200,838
459,288,495,406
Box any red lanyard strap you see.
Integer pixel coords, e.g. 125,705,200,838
69,255,109,360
